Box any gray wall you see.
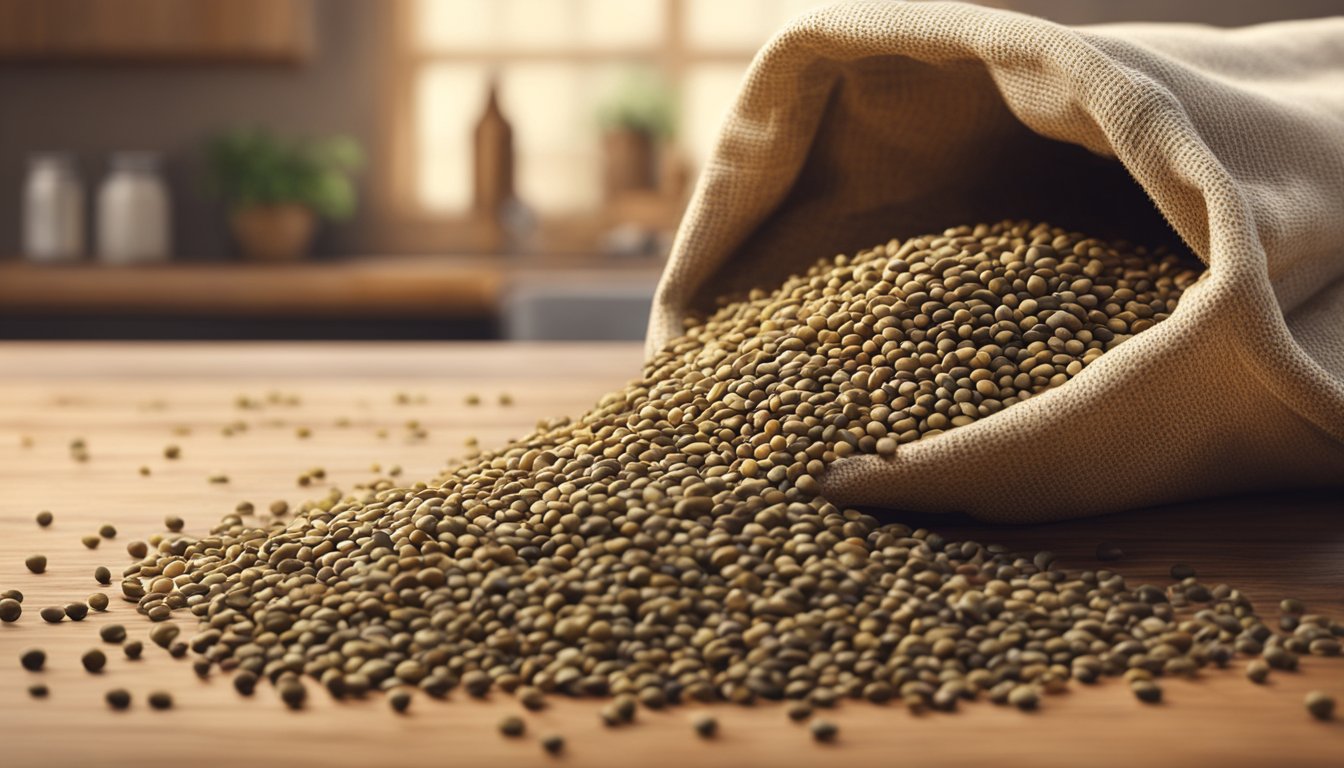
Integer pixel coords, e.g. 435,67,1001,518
0,0,387,261
1,0,1339,261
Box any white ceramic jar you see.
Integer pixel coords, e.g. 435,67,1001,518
96,152,171,264
22,152,85,263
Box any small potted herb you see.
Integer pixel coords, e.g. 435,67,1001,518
206,129,362,261
597,71,676,199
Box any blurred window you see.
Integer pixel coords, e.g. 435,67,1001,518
400,0,823,217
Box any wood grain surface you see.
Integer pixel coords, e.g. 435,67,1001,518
0,342,1341,768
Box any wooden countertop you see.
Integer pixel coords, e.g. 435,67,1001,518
0,342,1341,768
0,257,664,318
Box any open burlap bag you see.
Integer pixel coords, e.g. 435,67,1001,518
646,2,1344,522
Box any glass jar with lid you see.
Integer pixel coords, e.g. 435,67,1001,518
96,152,171,264
22,152,85,263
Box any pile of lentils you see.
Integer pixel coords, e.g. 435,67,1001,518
110,221,1330,720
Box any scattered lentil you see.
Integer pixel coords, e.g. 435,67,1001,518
499,715,526,737
82,649,107,673
100,624,127,643
94,566,112,585
39,607,64,623
165,516,185,532
1305,691,1335,721
106,689,131,710
0,598,20,622
692,714,718,738
29,684,49,698
99,524,117,539
540,735,564,755
64,602,88,621
810,720,839,743
124,641,144,660
21,649,45,671
25,554,47,574
148,691,173,710
35,511,53,527
88,593,109,611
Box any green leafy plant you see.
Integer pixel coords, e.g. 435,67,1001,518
206,130,363,220
597,70,677,140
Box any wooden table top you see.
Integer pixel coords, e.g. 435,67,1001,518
0,342,1340,768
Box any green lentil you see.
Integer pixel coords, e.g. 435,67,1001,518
100,624,127,643
81,535,100,549
0,598,20,622
106,689,131,710
88,593,110,611
124,641,144,660
233,670,258,695
94,566,112,585
279,677,307,709
149,624,180,648
127,541,148,558
82,649,107,673
39,606,64,623
1008,685,1040,711
99,524,117,539
64,602,88,621
540,735,564,755
810,720,839,743
499,715,526,737
21,649,45,671
25,554,47,574
1130,680,1162,704
148,691,173,710
35,510,53,527
1305,691,1335,721
164,516,184,532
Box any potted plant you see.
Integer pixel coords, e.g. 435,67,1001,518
206,130,362,261
597,71,676,200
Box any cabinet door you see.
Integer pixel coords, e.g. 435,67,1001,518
0,0,314,64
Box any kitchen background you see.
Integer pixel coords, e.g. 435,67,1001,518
1,0,1339,341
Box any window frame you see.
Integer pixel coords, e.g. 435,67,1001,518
380,0,762,254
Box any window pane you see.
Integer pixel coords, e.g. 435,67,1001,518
416,63,487,212
499,63,627,212
684,0,822,51
417,63,639,214
684,64,747,167
578,0,663,47
416,0,662,51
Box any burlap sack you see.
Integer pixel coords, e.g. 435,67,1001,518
647,1,1344,522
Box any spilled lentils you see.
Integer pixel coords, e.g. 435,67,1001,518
113,221,1336,721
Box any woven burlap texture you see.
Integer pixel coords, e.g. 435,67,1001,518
646,2,1344,521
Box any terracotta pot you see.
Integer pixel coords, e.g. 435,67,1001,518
229,203,316,261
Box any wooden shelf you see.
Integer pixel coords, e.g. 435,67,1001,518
0,256,664,320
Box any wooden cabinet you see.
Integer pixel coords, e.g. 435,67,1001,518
0,0,314,64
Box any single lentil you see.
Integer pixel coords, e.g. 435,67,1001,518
82,649,107,673
106,689,131,710
0,598,20,622
35,511,53,527
39,607,64,623
148,691,173,710
25,554,47,574
1305,691,1335,721
499,715,526,737
21,649,45,671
